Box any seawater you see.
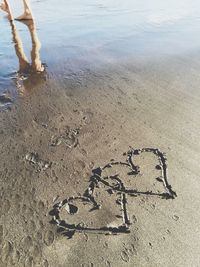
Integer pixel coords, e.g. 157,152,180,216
0,0,200,95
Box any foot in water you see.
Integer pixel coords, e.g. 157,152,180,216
16,0,34,20
0,1,13,20
15,12,33,20
0,2,7,12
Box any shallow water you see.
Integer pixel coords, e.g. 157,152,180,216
0,0,200,96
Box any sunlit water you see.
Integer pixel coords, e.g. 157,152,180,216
0,0,200,96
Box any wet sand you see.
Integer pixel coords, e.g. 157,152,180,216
1,0,200,266
0,51,200,266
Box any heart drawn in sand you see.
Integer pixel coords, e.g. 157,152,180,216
50,176,131,238
49,147,177,238
94,148,176,199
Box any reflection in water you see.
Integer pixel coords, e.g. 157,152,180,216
1,0,200,95
9,18,46,94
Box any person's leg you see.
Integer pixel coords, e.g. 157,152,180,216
0,0,13,20
10,20,30,73
30,23,44,72
9,19,31,94
15,0,33,20
22,19,44,72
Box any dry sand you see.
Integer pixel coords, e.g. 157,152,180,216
0,54,200,267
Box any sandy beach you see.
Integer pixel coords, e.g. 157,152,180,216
1,0,200,266
1,54,200,266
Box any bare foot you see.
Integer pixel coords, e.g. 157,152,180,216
15,12,33,20
0,2,7,12
0,1,13,20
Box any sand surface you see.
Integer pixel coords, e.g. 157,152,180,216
0,52,200,267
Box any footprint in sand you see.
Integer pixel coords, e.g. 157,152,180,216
0,93,13,108
50,127,80,148
25,152,52,172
